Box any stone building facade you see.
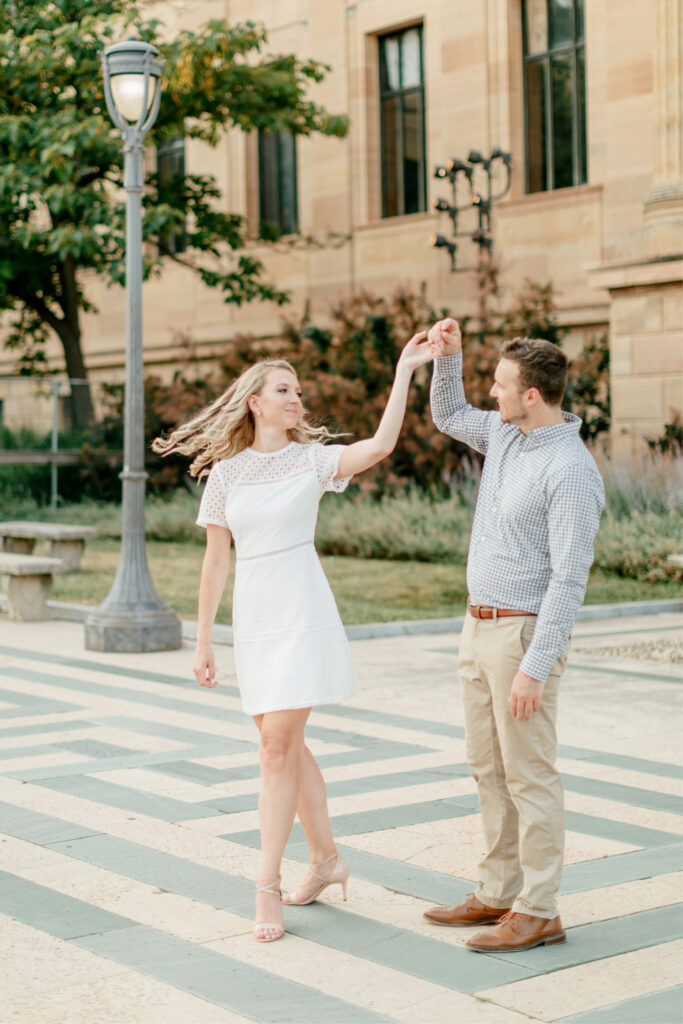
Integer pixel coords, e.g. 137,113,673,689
4,0,682,452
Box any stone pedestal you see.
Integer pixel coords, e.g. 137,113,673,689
84,606,182,653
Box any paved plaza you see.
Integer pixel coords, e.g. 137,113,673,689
0,608,682,1024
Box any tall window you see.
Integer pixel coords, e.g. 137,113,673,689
523,0,587,193
157,137,186,255
379,25,427,218
258,130,298,238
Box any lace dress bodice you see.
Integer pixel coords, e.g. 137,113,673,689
195,441,359,714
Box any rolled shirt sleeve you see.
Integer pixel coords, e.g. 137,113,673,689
520,463,605,682
430,352,496,455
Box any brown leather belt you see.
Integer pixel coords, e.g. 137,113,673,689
468,601,537,620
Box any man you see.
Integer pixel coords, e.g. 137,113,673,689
424,319,604,953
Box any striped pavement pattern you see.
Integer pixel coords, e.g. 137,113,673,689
0,615,682,1024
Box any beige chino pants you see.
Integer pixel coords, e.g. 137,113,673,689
458,613,569,919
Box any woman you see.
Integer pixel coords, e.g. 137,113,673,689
153,331,433,942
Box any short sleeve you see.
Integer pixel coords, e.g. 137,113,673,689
196,464,229,529
311,443,351,494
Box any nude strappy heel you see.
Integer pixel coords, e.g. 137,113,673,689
254,878,285,942
281,851,349,906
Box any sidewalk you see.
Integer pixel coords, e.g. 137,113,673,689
0,610,681,1024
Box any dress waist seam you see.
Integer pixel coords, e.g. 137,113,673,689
236,539,315,561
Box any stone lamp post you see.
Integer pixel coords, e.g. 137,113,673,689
85,39,181,652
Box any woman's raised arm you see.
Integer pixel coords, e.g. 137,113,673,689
335,331,433,480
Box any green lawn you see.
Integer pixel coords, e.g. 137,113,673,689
50,539,682,625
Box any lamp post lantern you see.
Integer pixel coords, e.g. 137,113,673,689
85,39,181,652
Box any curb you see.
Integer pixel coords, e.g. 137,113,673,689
1,596,681,646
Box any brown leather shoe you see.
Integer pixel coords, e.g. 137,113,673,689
466,912,566,952
423,893,511,928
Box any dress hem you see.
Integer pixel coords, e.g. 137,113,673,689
242,686,360,717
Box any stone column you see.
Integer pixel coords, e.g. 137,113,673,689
642,0,683,253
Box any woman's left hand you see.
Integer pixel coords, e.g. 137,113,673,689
397,331,433,372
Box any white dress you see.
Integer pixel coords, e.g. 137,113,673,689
196,441,360,715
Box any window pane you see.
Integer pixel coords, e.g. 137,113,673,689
575,0,584,40
381,95,401,216
524,0,548,56
549,0,573,47
402,91,423,213
577,46,587,182
401,28,422,88
278,133,298,235
157,137,186,255
258,131,280,229
550,54,574,188
381,36,400,92
526,59,547,192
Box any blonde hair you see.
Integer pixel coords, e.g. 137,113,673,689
152,359,339,478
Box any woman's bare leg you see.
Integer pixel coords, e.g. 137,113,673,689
254,707,310,939
281,744,341,904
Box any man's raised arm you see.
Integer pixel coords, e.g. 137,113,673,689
429,319,496,455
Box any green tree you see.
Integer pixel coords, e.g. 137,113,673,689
0,0,347,425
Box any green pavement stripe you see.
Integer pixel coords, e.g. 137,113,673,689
0,643,231,692
0,870,397,1024
562,773,683,815
283,841,683,905
556,984,683,1024
225,795,481,849
145,759,249,786
4,742,239,782
201,763,678,818
77,924,398,1024
43,831,533,993
100,715,254,749
319,703,465,738
0,664,247,725
202,764,472,813
575,624,683,639
36,774,223,822
2,648,680,780
496,904,683,972
558,745,683,780
0,666,436,766
0,719,94,740
0,801,103,846
0,686,81,718
564,810,679,849
228,800,680,852
57,738,143,759
561,843,683,893
568,661,683,685
0,870,131,940
3,804,681,995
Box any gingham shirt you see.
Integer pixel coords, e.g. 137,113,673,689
431,353,605,682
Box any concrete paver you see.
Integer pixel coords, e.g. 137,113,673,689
0,611,681,1023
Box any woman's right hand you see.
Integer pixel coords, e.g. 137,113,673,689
193,643,217,688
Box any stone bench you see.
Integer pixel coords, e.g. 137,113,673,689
0,522,97,570
0,553,68,621
667,554,683,568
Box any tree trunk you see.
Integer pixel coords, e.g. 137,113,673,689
56,258,95,429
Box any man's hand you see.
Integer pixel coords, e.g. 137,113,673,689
509,670,545,720
428,318,462,357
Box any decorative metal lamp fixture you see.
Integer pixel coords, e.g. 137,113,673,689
85,39,181,653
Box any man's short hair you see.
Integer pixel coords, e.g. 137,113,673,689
500,337,568,406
